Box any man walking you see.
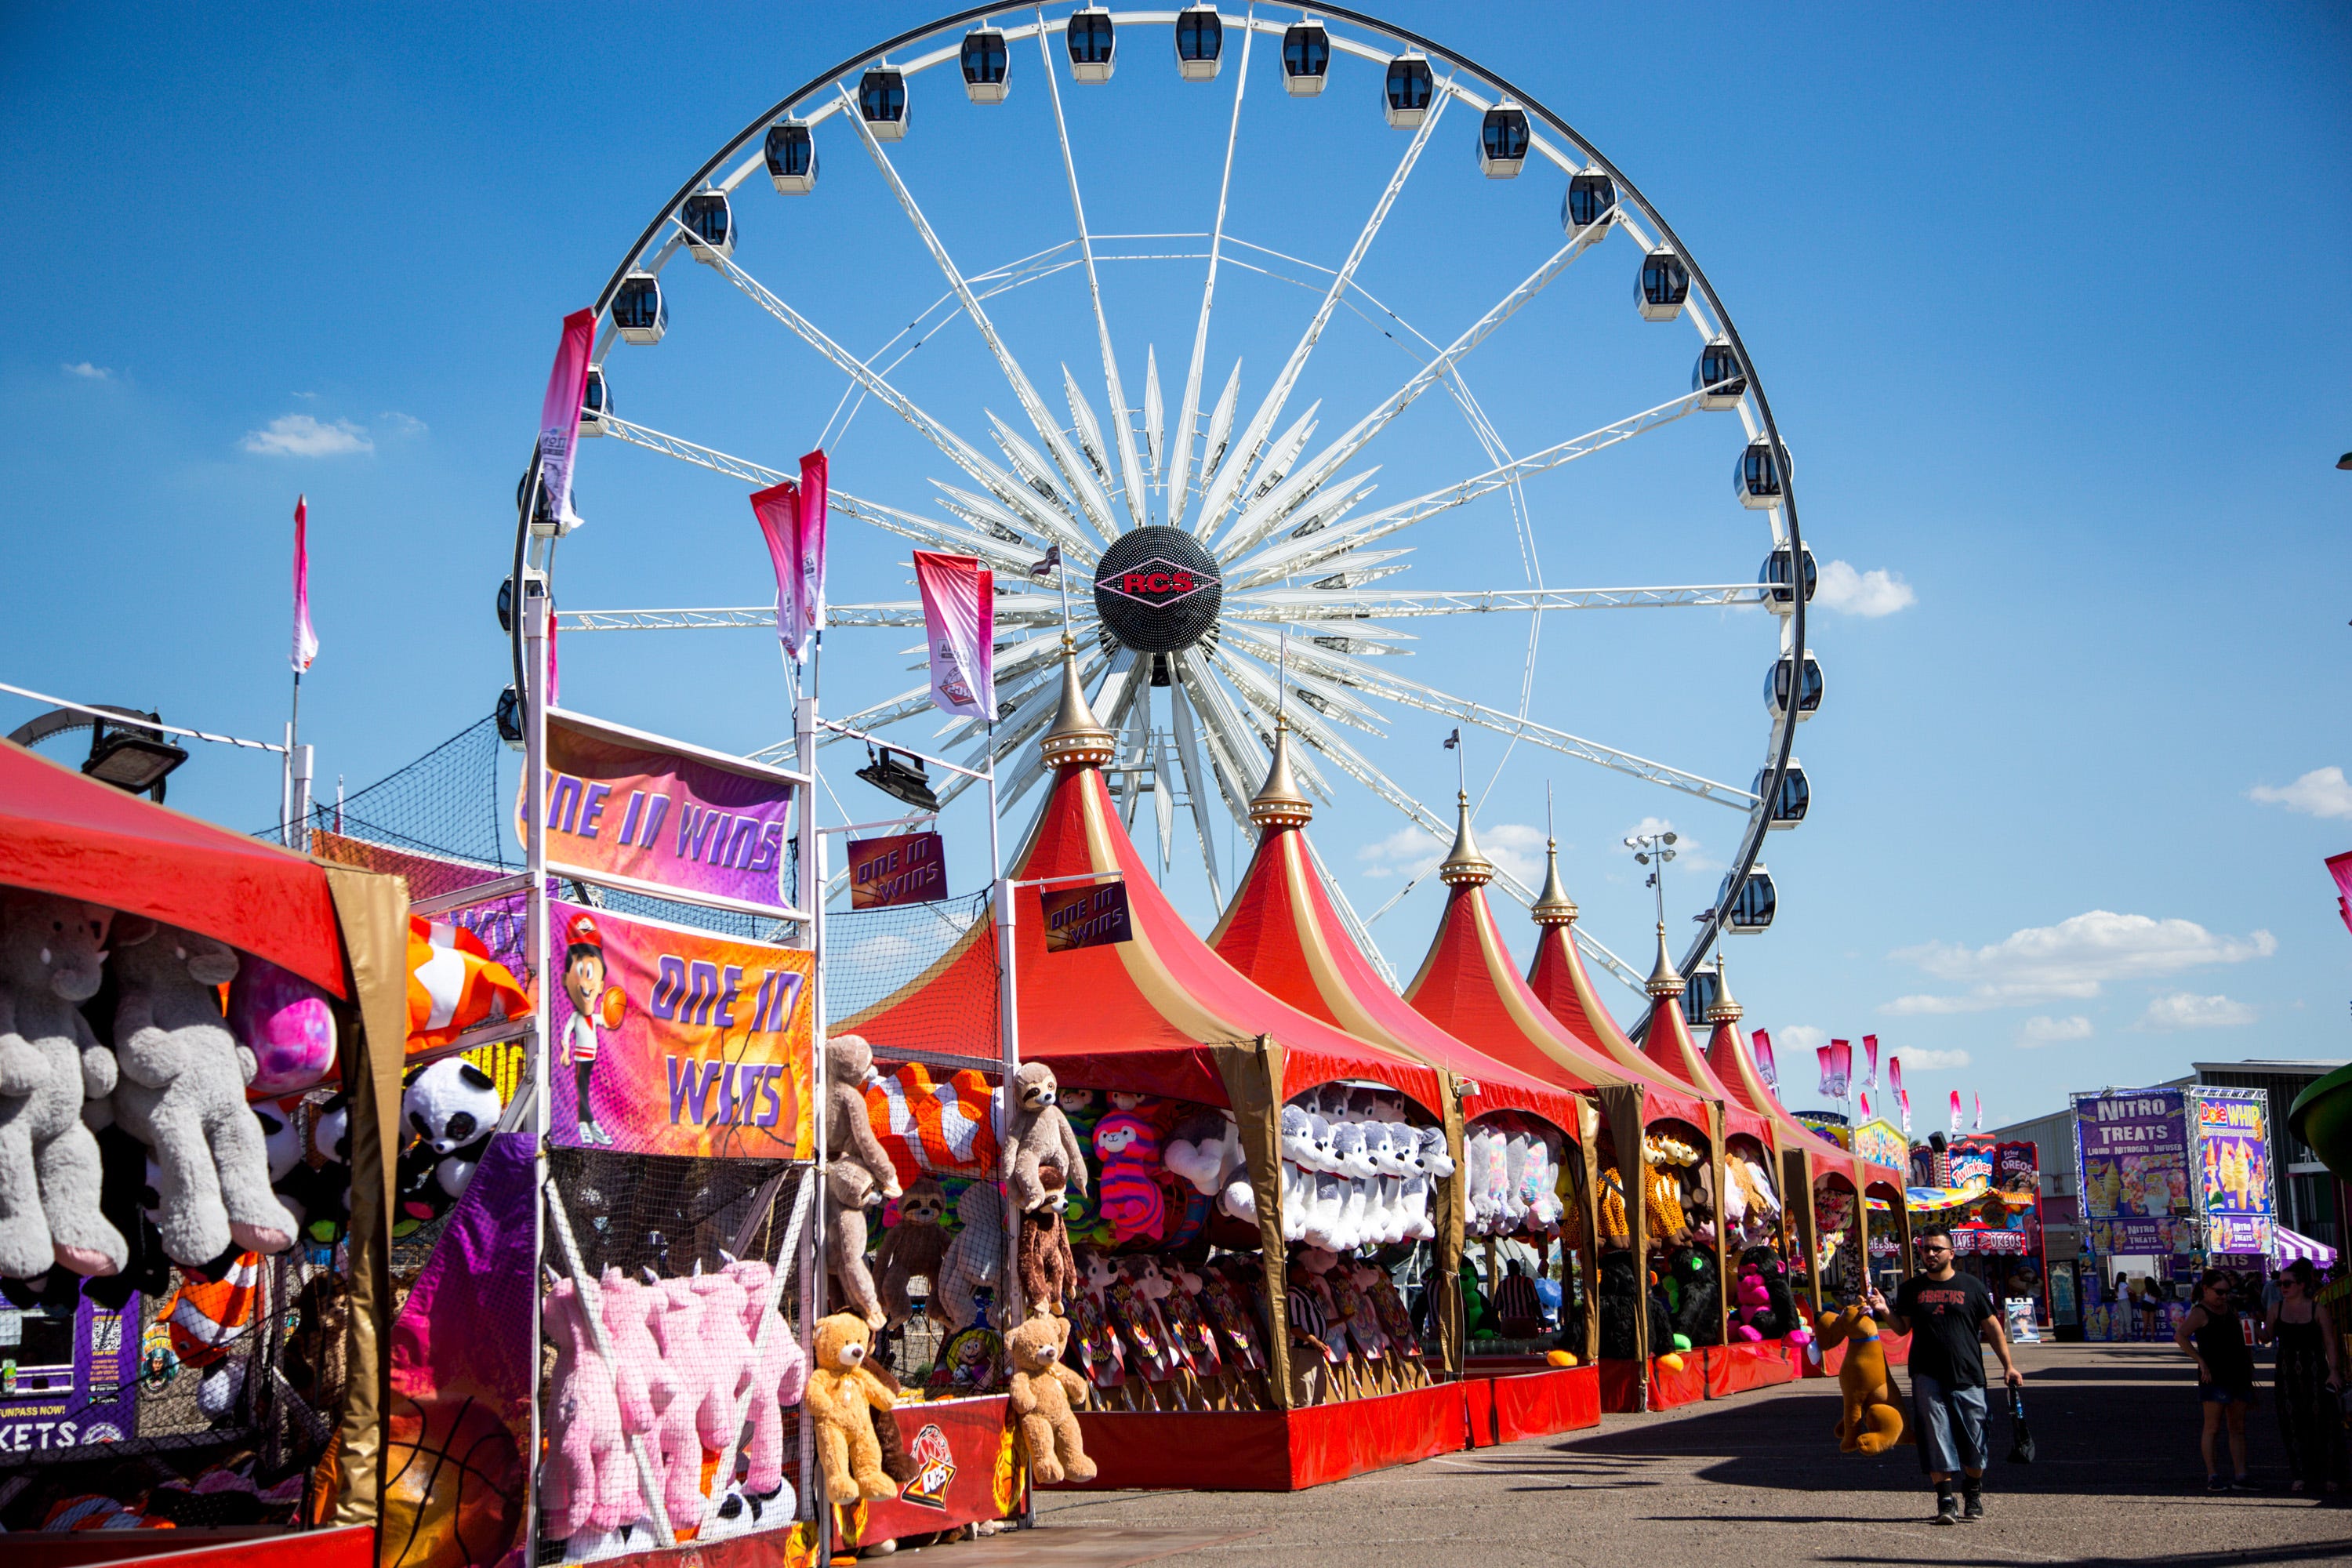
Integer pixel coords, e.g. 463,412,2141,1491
1870,1226,2024,1525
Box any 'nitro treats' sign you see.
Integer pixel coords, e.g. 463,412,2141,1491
519,708,805,915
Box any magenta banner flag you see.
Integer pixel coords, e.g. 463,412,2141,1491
1861,1033,1879,1091
752,449,829,664
289,493,318,673
1750,1028,1778,1094
1900,1087,1912,1136
1860,1090,1871,1122
1949,1089,1964,1134
1889,1055,1906,1098
1817,1040,1850,1100
1973,1092,1984,1132
535,307,595,532
915,550,995,719
2330,851,2352,936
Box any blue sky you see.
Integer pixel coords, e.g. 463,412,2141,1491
3,4,2347,1131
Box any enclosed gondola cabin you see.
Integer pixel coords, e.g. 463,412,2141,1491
1384,53,1434,128
1282,21,1330,95
579,364,611,437
1751,759,1809,829
612,270,666,346
961,28,1010,101
1680,966,1721,1029
1735,437,1788,510
1479,100,1530,178
764,121,816,193
1175,5,1222,81
517,470,580,534
1765,654,1824,722
680,191,734,263
1067,8,1116,82
859,66,909,139
1758,542,1817,615
1717,865,1777,934
1693,336,1745,409
1563,165,1615,232
1638,247,1689,321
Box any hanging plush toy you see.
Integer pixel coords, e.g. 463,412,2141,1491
109,919,296,1269
541,1276,637,1544
392,1059,501,1236
0,890,126,1279
1017,1169,1078,1314
645,1275,717,1530
806,1312,899,1502
722,1257,808,1505
225,956,338,1099
1091,1112,1165,1244
1005,1313,1095,1484
1817,1303,1905,1454
1004,1062,1089,1214
1069,1249,1130,1406
875,1175,952,1328
933,1181,1004,1329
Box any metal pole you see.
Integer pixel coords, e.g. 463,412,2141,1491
798,634,835,1555
292,744,314,852
990,756,1025,1327
521,570,551,1555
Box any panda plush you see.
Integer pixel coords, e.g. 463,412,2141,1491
394,1060,503,1236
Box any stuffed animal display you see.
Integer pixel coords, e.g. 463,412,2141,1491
825,1036,900,1330
932,1180,1004,1329
0,891,127,1279
1004,1313,1095,1485
875,1176,951,1328
1817,1304,1906,1454
394,1058,502,1237
1464,1116,1569,1242
1274,1086,1445,1251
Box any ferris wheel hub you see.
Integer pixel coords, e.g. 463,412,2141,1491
1091,527,1223,654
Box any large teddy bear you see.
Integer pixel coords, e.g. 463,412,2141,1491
1817,1304,1906,1454
824,1036,900,1330
805,1311,899,1503
108,919,298,1266
1004,1062,1089,1214
0,891,126,1279
1005,1312,1095,1485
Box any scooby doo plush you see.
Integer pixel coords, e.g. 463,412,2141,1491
1817,1303,1906,1454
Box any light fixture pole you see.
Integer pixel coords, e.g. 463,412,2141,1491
1624,827,1679,927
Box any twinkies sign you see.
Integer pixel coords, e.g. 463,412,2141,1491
518,708,804,916
548,899,815,1160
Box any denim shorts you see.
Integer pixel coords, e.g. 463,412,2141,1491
2199,1381,2256,1406
1912,1370,1991,1475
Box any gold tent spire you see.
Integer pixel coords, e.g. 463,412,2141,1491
1530,836,1580,926
1706,957,1744,1023
1249,716,1314,828
1438,793,1494,886
1038,637,1116,771
1644,922,1685,999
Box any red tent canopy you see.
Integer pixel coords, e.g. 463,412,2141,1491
1205,765,1589,1137
0,739,346,996
1700,993,1873,1176
1398,813,1708,1128
838,688,1446,1116
1640,989,1773,1145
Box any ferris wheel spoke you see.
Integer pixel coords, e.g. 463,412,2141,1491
832,82,1119,539
1168,17,1256,532
1228,387,1711,583
1191,88,1452,540
836,492,1053,577
1032,20,1151,532
946,645,1130,812
1212,222,1604,563
1171,651,1265,829
1220,630,1388,736
1228,583,1772,616
1300,832,1400,990
1164,677,1224,903
695,243,1098,561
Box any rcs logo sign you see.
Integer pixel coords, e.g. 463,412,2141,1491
1094,557,1216,608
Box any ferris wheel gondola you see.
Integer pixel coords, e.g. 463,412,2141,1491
528,6,1819,995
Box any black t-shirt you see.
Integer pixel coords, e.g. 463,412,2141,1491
1893,1271,1996,1388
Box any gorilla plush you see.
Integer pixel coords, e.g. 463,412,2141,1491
1664,1243,1724,1349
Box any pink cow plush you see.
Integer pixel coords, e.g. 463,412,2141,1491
689,1269,757,1456
599,1269,661,1442
724,1258,808,1498
543,1278,635,1541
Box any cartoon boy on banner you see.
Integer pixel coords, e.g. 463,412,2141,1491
562,912,626,1146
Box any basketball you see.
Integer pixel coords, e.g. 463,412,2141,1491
600,985,626,1028
381,1394,525,1568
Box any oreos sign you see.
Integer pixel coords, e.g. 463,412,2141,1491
1091,526,1222,654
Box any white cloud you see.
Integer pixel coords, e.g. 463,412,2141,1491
378,411,428,437
1356,823,1440,880
1814,560,1916,617
1883,910,2274,1014
1778,1025,1828,1055
1481,823,1546,887
241,413,372,457
1897,1046,1974,1070
2016,1015,2093,1048
61,361,111,380
1617,815,1724,876
2136,992,2258,1033
2249,767,2352,821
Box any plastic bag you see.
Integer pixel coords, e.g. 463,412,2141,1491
2005,1386,2036,1464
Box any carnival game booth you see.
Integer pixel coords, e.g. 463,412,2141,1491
1206,722,1602,1444
0,739,410,1562
842,662,1473,1491
1403,822,1719,1414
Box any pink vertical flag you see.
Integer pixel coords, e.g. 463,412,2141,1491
1899,1087,1912,1136
1750,1029,1778,1094
1948,1089,1963,1135
535,308,596,532
1888,1055,1907,1100
1973,1092,1983,1132
1859,1090,1871,1122
1861,1033,1879,1091
290,494,318,672
752,449,829,663
1830,1038,1853,1098
2329,851,2352,937
913,551,995,719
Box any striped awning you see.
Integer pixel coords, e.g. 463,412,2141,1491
2277,1225,2339,1267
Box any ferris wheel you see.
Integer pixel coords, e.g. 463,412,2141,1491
530,4,1818,996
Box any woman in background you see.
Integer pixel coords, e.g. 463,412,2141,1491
2263,1259,2344,1497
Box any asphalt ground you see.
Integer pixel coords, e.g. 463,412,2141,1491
1012,1341,2352,1567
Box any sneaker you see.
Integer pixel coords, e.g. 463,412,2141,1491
2231,1477,2263,1493
2207,1475,2228,1494
1962,1492,1984,1522
1933,1495,1961,1526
